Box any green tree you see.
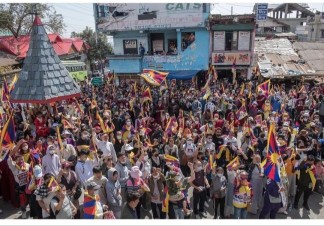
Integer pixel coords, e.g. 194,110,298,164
71,26,113,63
0,3,65,38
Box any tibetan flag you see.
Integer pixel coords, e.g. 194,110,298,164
0,112,16,150
140,69,169,86
142,87,152,103
56,126,64,151
226,156,239,168
209,154,216,168
203,86,211,100
48,177,60,192
74,98,84,115
239,83,245,95
213,66,218,81
306,167,316,190
257,79,270,97
162,186,170,213
263,124,281,182
299,85,306,93
61,117,74,130
159,79,168,94
91,99,97,109
236,105,248,120
9,74,18,93
164,154,179,168
165,117,177,136
2,78,10,102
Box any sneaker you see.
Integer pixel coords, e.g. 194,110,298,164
303,204,310,211
185,210,192,217
200,211,207,218
282,211,288,215
204,201,209,208
22,211,27,219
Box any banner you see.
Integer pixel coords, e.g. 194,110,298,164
212,52,250,65
140,69,168,86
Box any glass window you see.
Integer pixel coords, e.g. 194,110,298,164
321,30,324,38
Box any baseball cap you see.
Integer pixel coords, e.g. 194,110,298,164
33,165,43,179
87,182,100,190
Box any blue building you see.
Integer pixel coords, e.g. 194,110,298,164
94,3,210,82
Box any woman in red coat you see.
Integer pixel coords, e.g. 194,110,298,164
34,111,50,138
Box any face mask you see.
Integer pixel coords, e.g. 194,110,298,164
49,150,54,155
117,135,122,140
171,100,175,103
126,122,131,126
187,141,192,145
217,173,223,177
42,111,47,115
144,156,148,161
153,174,160,180
62,141,67,146
195,166,202,172
22,146,28,151
54,141,58,145
82,135,88,139
193,133,198,137
207,138,212,143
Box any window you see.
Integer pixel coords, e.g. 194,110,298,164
168,39,177,55
150,33,164,55
225,31,238,51
181,32,195,51
123,40,138,54
321,30,324,38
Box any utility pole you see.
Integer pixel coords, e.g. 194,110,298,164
231,6,233,15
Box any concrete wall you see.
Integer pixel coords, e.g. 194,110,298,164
279,18,307,33
109,57,142,73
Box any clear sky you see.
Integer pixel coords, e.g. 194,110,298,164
52,3,324,38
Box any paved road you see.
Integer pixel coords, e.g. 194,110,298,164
1,188,323,220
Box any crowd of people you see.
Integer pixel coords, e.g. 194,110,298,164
0,72,324,220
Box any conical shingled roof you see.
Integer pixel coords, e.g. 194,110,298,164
10,16,81,104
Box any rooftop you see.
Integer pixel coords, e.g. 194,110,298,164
254,38,315,78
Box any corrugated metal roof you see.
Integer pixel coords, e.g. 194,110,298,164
293,42,324,72
9,16,81,104
255,38,316,78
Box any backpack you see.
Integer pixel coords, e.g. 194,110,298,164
49,197,60,219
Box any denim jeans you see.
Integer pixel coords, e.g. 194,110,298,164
233,207,248,219
173,205,185,219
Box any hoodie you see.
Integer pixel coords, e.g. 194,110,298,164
42,146,61,177
115,161,130,188
105,168,122,215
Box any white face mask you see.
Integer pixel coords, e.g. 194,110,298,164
126,122,131,126
117,135,122,140
62,141,67,146
22,146,28,151
217,173,223,177
195,166,202,172
49,150,54,155
144,156,148,161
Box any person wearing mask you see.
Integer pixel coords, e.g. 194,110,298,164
233,170,252,219
93,132,117,163
101,154,114,178
225,163,238,218
293,155,316,211
115,152,130,201
57,161,81,219
86,166,108,205
164,137,179,159
58,134,77,162
121,193,141,219
135,150,151,210
42,145,61,177
148,167,166,219
190,160,210,219
211,166,227,219
259,178,284,219
113,131,124,155
50,184,77,219
75,149,99,188
34,173,57,219
126,166,150,219
76,131,91,152
247,154,264,215
7,150,31,219
106,168,122,219
83,182,108,219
